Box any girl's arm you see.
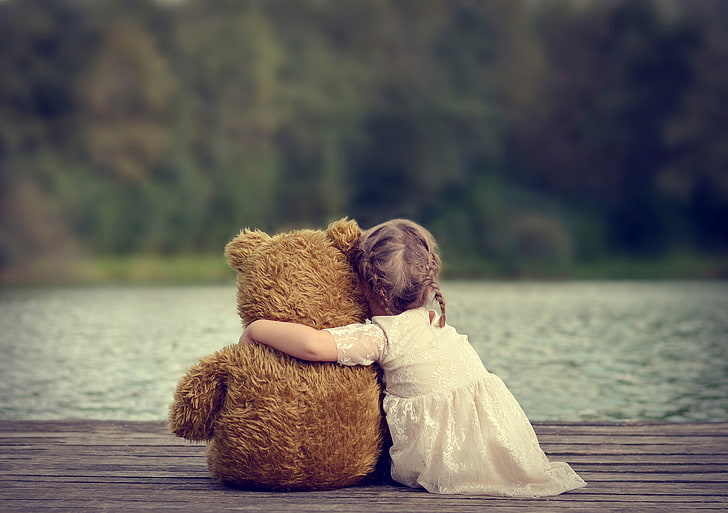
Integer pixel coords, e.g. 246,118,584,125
239,319,338,362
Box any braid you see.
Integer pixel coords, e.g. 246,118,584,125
423,257,446,327
433,288,446,328
368,268,392,314
351,245,390,314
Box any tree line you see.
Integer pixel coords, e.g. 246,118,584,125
1,0,726,280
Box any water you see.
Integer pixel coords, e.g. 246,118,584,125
0,282,726,422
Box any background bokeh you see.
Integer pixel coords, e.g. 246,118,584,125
1,0,726,283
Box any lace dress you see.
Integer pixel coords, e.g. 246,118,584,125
325,307,586,496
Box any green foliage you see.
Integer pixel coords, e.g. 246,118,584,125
0,0,726,283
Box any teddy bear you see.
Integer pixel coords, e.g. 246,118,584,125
169,218,387,491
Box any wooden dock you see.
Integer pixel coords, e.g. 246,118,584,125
1,420,726,512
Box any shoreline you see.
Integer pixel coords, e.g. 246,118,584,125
1,252,726,286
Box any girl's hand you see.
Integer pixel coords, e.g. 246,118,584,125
238,327,254,345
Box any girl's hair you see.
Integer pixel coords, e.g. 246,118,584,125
351,219,446,327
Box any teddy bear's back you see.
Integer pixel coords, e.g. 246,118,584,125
207,343,384,491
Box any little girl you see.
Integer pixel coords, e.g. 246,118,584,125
239,219,586,496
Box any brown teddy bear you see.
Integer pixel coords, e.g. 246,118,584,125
169,218,387,491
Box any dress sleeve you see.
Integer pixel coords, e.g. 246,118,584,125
324,323,386,366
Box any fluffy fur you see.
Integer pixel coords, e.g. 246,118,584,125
169,218,386,491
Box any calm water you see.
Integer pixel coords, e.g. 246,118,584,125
0,282,726,422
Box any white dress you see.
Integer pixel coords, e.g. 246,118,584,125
326,307,587,496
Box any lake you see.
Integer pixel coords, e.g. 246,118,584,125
0,281,726,422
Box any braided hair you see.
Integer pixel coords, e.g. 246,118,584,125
351,219,446,327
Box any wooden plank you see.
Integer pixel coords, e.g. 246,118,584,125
532,422,728,436
542,444,726,456
5,447,725,467
2,419,724,436
1,421,727,513
0,493,725,513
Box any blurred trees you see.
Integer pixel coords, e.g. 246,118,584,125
0,0,726,280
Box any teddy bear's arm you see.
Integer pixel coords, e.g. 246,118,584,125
168,353,227,441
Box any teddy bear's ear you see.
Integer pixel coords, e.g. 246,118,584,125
224,228,270,272
326,217,362,255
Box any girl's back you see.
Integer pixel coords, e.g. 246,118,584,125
373,307,488,399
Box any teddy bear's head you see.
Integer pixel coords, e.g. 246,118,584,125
170,218,386,491
224,217,369,328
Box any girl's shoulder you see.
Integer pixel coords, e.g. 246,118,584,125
372,306,420,321
372,306,439,330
